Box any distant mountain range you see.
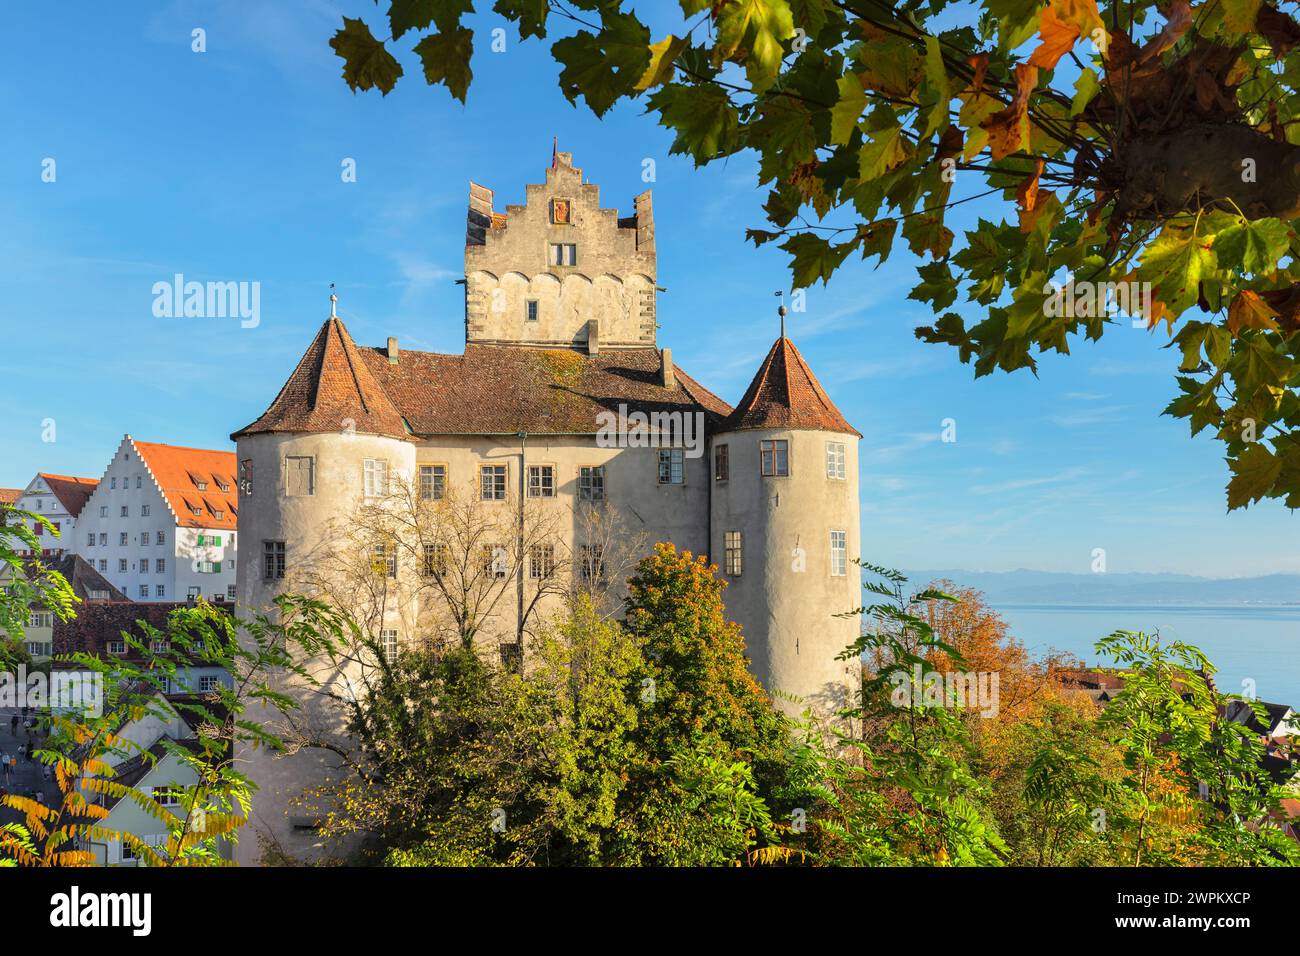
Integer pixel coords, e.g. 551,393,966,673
902,570,1300,606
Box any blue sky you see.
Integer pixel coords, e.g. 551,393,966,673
1,0,1293,577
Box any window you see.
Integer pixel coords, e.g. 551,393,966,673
155,559,165,573
239,459,253,496
380,629,399,663
99,532,107,546
363,459,388,498
372,542,396,578
550,242,577,266
120,505,128,517
139,585,149,599
111,477,117,489
107,640,126,655
525,299,539,322
195,480,207,491
422,543,448,578
120,532,128,546
657,448,683,484
151,639,169,653
419,464,446,501
227,584,237,600
120,842,138,863
87,533,94,547
197,534,223,547
527,465,555,498
263,540,286,580
156,531,165,545
826,441,847,480
89,589,108,601
725,531,743,576
760,439,790,477
714,444,729,481
483,545,508,579
578,465,605,501
830,530,847,577
154,787,181,808
480,464,507,501
142,504,150,517
136,476,142,489
579,544,606,585
118,559,128,573
99,506,107,518
200,674,222,692
529,544,555,580
216,479,230,493
156,585,165,598
286,456,315,497
98,559,107,572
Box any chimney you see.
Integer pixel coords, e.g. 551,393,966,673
660,348,674,389
586,319,600,356
387,337,400,364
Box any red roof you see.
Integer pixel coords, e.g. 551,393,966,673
132,441,238,530
232,318,411,441
39,473,99,517
234,318,731,439
723,337,859,436
0,488,21,505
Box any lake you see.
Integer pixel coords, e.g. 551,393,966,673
995,604,1300,707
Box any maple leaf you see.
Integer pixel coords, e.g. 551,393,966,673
1226,443,1282,509
1227,290,1282,333
1028,6,1082,71
331,17,404,96
982,64,1039,160
636,35,689,91
414,27,474,103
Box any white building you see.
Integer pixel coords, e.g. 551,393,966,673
74,437,238,604
10,473,99,558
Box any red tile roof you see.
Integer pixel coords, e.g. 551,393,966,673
723,337,860,436
232,318,412,441
132,441,238,530
234,318,732,439
0,488,21,505
38,474,99,517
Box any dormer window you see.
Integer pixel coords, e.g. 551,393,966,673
550,243,576,266
196,480,207,491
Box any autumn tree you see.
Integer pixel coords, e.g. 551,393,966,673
331,0,1300,509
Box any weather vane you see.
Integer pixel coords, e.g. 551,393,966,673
775,290,787,338
330,282,338,319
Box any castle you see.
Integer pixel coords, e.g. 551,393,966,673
230,151,861,862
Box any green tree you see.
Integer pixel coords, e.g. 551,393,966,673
331,0,1300,508
0,505,77,669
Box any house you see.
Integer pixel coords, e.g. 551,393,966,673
8,473,99,558
16,554,127,661
53,601,234,695
73,437,238,604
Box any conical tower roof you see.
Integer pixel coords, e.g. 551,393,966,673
723,336,859,436
231,317,411,441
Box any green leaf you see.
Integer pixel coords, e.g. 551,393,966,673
908,261,958,311
858,116,913,180
648,83,741,165
1227,443,1281,509
388,0,472,40
331,17,404,96
857,219,898,265
414,27,475,103
493,0,550,39
780,233,854,287
918,36,950,137
1070,67,1100,117
1137,226,1217,320
715,0,797,93
636,35,689,90
1213,217,1292,275
986,0,1044,51
830,72,867,146
554,11,651,117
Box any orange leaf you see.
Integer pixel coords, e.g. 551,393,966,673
1028,6,1081,70
982,63,1038,160
967,52,989,95
1227,290,1281,333
1016,158,1046,215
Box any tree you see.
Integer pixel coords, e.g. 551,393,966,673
0,596,350,867
0,504,77,669
330,0,1300,509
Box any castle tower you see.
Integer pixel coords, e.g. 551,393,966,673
465,149,656,349
229,301,417,864
711,332,861,717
